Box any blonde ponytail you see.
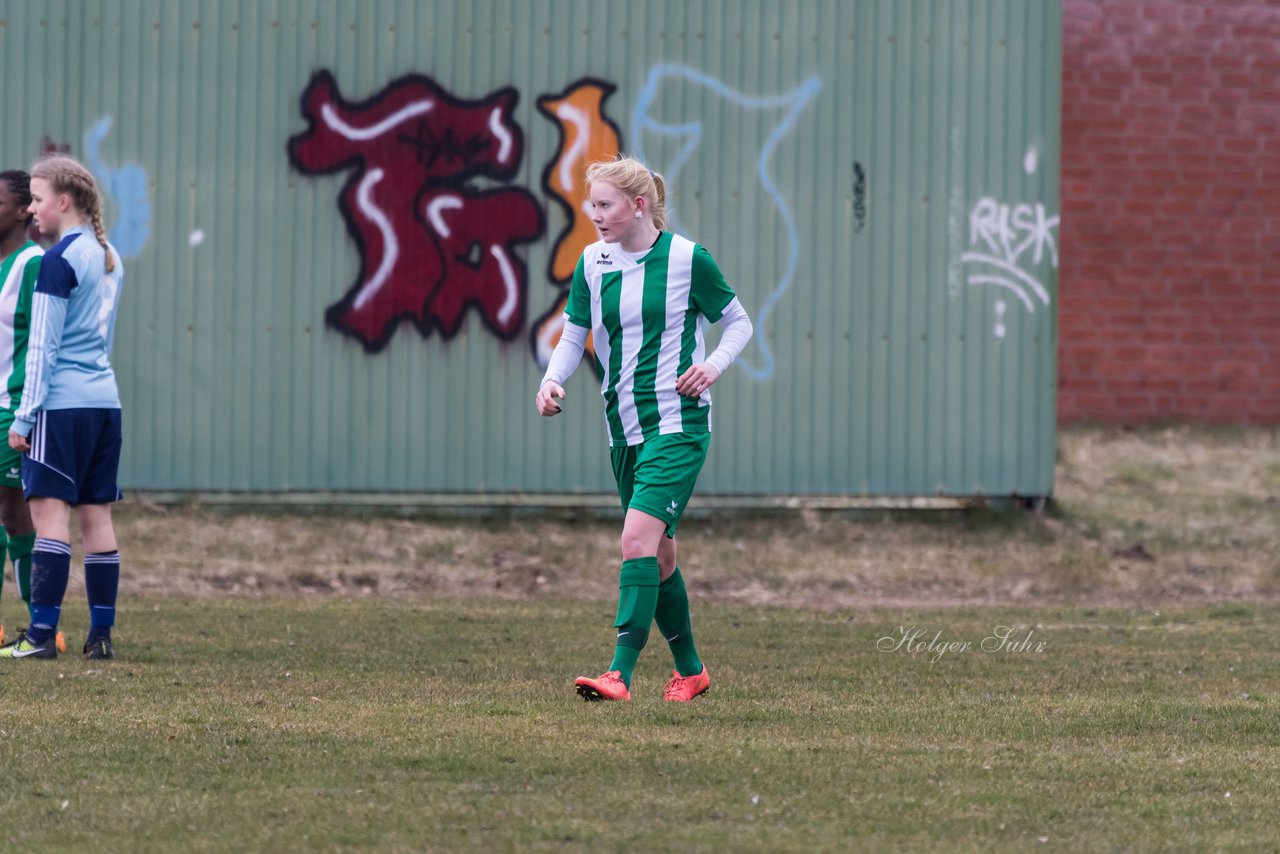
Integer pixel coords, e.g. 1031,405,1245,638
649,171,668,232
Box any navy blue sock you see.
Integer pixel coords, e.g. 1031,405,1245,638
28,538,72,644
85,551,120,641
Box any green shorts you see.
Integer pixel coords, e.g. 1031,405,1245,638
610,431,711,538
0,409,20,489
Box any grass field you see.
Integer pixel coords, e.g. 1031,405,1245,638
0,426,1277,851
2,599,1279,851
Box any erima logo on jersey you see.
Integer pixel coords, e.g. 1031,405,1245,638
596,256,613,266
666,499,678,516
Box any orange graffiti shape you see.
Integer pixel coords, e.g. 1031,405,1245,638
537,80,623,282
532,79,623,371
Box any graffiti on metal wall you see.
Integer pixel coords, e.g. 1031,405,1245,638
287,70,545,352
288,66,820,372
852,162,868,234
631,64,821,380
84,117,152,259
960,145,1058,339
531,79,623,372
31,125,152,259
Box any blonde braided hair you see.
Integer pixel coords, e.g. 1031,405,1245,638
30,154,116,272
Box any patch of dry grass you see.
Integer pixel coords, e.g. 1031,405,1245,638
74,426,1280,610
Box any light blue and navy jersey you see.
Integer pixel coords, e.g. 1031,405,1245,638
12,226,123,437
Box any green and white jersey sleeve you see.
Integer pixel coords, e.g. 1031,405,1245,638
0,241,43,414
563,232,739,447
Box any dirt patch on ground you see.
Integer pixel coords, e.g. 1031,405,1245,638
63,427,1280,610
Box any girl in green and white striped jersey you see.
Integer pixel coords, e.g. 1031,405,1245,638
0,170,42,647
536,156,754,702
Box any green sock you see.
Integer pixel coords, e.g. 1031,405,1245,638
655,567,703,677
8,531,35,621
608,556,660,687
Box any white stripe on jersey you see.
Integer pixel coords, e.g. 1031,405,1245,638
656,238,694,434
588,273,612,405
24,292,49,421
0,245,42,411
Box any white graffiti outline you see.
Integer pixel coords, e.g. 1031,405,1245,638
351,168,397,311
961,197,1058,319
961,254,1050,309
321,100,434,140
968,197,1059,270
964,274,1035,314
632,64,821,380
554,103,590,193
487,106,514,164
955,144,1059,337
426,194,465,238
490,245,518,326
425,195,518,325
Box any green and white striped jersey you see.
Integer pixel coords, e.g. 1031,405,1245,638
565,232,737,447
0,241,42,414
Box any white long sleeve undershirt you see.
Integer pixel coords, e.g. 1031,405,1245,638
540,322,588,387
704,297,753,377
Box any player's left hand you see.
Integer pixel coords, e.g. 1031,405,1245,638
676,363,720,398
8,429,29,453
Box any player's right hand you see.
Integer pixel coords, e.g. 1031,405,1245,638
536,381,566,416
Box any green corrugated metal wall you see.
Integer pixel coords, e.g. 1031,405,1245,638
0,0,1060,500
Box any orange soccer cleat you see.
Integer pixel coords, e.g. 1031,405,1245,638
574,670,632,702
662,665,710,702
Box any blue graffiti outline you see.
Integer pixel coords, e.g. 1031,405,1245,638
632,64,821,380
84,117,152,259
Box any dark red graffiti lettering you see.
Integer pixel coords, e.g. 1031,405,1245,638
288,70,544,351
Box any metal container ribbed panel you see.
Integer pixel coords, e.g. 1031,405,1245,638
0,0,1061,501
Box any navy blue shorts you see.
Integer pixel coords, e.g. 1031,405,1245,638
22,408,124,505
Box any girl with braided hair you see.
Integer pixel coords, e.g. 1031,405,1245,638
0,155,125,661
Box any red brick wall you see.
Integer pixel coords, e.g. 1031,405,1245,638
1059,0,1280,423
